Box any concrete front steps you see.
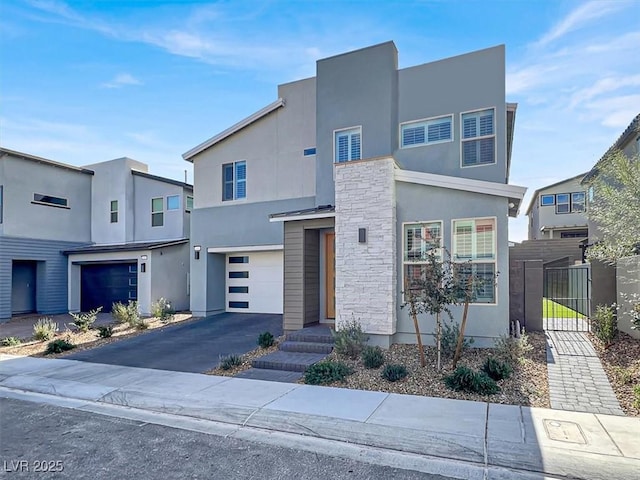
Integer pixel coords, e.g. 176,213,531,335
235,325,334,383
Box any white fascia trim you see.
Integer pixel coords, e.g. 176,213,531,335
269,212,336,223
394,169,527,200
183,98,285,161
207,244,284,253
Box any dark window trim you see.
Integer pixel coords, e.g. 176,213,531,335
228,271,249,279
229,256,249,264
228,286,249,294
229,301,249,309
32,193,69,209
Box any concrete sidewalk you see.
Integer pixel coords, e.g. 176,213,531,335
1,354,638,480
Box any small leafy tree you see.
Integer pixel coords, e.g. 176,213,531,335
402,248,460,370
585,149,640,264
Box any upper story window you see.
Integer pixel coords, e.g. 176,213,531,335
551,192,586,214
32,193,69,208
303,147,316,156
223,161,246,201
461,108,495,167
186,195,194,212
571,192,586,212
167,195,180,210
401,115,453,148
151,197,163,227
540,194,555,206
110,200,118,223
334,127,361,163
452,217,496,304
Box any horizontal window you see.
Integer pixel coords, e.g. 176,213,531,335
303,147,316,156
453,263,496,304
229,301,249,309
167,195,180,210
540,195,555,206
453,218,496,261
33,193,68,208
228,286,249,294
229,256,249,264
229,271,249,279
401,116,452,148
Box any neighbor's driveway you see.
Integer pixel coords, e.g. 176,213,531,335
66,313,282,373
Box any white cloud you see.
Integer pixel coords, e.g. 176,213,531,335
535,1,627,47
102,73,142,89
569,75,640,108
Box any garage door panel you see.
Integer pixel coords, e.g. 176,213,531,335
81,263,137,312
225,251,283,314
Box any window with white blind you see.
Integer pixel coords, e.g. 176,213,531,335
334,127,361,163
401,115,453,148
452,217,496,303
222,161,246,201
461,108,495,167
403,221,443,288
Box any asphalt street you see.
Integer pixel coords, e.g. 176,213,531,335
65,312,283,373
0,397,452,480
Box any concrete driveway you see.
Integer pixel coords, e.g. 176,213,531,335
66,313,282,373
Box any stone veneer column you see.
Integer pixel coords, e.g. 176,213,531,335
334,156,396,339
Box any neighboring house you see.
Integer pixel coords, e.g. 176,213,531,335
0,148,193,320
185,42,526,347
525,173,589,240
582,113,640,339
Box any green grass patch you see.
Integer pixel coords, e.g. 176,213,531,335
543,298,585,319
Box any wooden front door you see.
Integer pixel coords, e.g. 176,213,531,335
325,232,335,319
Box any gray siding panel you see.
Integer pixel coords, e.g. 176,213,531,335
304,229,320,323
0,236,88,320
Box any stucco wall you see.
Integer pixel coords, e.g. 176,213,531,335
395,181,510,347
1,154,92,242
150,243,190,312
334,157,397,340
617,255,640,339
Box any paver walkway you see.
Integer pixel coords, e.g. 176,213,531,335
546,330,623,415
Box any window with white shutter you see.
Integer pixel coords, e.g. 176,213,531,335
334,127,362,163
461,109,495,167
222,161,247,201
401,115,453,148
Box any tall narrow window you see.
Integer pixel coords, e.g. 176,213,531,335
403,221,443,288
222,161,246,201
452,218,496,303
186,195,194,212
334,127,361,163
461,108,495,167
110,200,118,223
151,197,163,226
556,194,570,214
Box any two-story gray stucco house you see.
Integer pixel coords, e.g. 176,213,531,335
0,148,193,320
525,173,589,240
185,42,526,347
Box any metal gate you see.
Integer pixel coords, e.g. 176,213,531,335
543,266,590,331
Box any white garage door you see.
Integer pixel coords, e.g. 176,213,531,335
226,251,283,314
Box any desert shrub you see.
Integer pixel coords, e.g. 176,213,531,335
482,357,513,381
611,366,634,384
441,321,475,358
444,366,499,395
1,337,21,347
151,298,174,323
69,307,102,332
304,360,352,385
382,364,408,382
257,331,275,349
33,317,58,341
45,339,75,355
332,318,368,359
633,385,640,410
97,325,113,338
493,332,533,365
112,301,140,326
219,354,243,370
361,346,384,369
591,304,617,346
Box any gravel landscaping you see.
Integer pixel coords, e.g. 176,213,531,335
0,313,194,358
589,331,640,416
205,335,284,376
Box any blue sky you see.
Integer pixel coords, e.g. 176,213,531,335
1,0,638,241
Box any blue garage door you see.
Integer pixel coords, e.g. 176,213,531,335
81,263,137,312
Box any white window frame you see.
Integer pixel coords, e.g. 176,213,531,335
333,126,362,163
222,161,247,202
110,200,118,223
151,197,163,227
571,192,586,213
402,221,443,295
400,114,453,149
555,193,570,214
166,195,180,211
540,194,555,206
451,217,497,305
460,107,496,168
